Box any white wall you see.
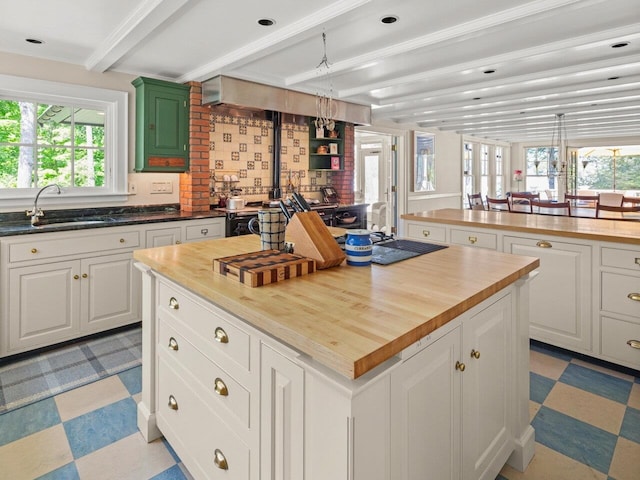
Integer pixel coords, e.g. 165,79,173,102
0,52,180,209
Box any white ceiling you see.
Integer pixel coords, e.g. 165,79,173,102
3,0,639,143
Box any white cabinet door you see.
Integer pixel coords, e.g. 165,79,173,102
391,327,461,480
8,260,81,352
261,342,304,480
462,294,513,480
504,235,592,352
82,252,139,332
145,226,182,247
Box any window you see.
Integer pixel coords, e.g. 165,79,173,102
462,142,473,207
480,144,489,196
0,74,127,207
495,147,504,197
577,146,640,195
524,146,558,194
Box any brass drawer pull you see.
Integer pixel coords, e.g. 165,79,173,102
214,378,229,396
455,361,466,372
627,340,640,349
214,327,229,344
168,395,178,410
214,449,228,470
470,349,480,359
201,228,208,236
635,257,640,266
536,240,552,248
628,293,640,302
422,230,431,237
468,236,477,244
168,297,179,309
168,337,179,351
31,248,38,254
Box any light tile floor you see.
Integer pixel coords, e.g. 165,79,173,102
0,342,638,479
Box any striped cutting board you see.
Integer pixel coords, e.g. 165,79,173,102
213,250,316,287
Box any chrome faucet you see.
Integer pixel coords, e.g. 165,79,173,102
26,184,62,226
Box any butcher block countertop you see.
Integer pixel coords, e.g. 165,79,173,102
402,208,640,245
133,235,538,379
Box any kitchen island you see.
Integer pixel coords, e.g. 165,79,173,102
402,208,640,371
133,235,538,480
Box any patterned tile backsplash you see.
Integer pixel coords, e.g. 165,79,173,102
209,114,331,202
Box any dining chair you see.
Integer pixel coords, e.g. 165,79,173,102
467,193,486,210
486,196,511,211
595,202,640,219
509,192,540,213
531,199,572,216
622,196,640,207
598,192,624,207
564,193,599,208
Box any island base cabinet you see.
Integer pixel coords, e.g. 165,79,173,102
391,292,514,480
503,236,591,353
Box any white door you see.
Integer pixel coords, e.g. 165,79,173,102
355,132,397,234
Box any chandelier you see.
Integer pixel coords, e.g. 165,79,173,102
314,32,337,132
549,113,568,177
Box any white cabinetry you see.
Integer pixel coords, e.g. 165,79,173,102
138,272,531,480
145,218,224,247
1,228,140,356
598,244,640,368
504,236,592,353
391,292,513,480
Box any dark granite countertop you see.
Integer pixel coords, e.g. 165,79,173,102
0,204,225,237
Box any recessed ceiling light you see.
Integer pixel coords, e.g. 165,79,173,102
473,97,481,100
608,76,620,80
257,18,275,26
483,69,496,74
610,41,629,48
380,15,399,24
25,38,44,44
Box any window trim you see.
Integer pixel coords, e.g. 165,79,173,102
0,74,128,208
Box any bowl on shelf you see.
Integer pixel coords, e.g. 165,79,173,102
338,215,357,224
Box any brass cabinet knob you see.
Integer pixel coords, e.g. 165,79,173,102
470,349,480,359
627,340,640,349
73,274,80,280
214,327,229,344
536,240,552,248
422,230,431,237
168,395,178,410
168,337,179,351
31,248,38,254
214,378,229,396
82,273,88,278
455,361,466,372
175,240,182,244
119,238,125,243
468,236,478,244
214,449,228,470
168,297,179,310
627,293,640,302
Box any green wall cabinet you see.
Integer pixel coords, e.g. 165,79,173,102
133,77,190,172
308,120,345,170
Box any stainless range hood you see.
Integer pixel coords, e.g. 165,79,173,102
202,75,371,125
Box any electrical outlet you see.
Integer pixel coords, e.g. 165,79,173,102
128,182,137,194
151,181,173,194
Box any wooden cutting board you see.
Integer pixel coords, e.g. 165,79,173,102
213,250,316,287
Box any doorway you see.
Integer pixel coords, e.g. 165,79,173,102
355,131,397,234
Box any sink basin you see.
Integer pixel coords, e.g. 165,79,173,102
33,219,107,228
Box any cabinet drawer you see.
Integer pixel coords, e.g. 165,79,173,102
157,357,250,480
601,247,640,271
450,229,497,250
600,316,640,368
8,230,140,263
601,271,640,320
158,280,251,373
405,223,446,243
185,220,224,242
158,317,250,428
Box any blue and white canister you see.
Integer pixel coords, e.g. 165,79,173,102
345,229,373,266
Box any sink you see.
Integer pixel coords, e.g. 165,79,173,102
33,219,107,228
